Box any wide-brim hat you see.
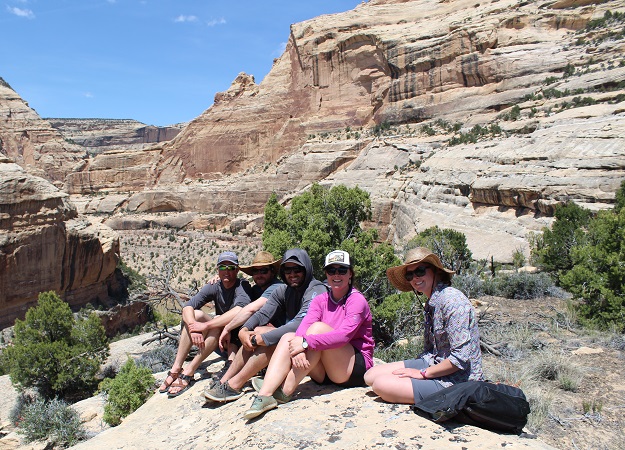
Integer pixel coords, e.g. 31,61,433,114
239,251,282,276
386,247,455,292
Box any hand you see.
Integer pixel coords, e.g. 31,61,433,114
188,321,209,334
391,368,423,379
288,336,305,357
218,328,230,352
239,328,256,351
291,352,310,370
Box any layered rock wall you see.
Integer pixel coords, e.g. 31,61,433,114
0,78,85,186
0,158,121,328
48,118,183,156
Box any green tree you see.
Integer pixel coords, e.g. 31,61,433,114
615,180,625,213
560,207,625,330
531,202,592,275
100,358,155,426
3,291,109,400
406,225,472,274
262,184,399,304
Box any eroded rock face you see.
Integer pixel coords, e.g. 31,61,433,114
48,118,183,156
0,78,85,186
0,158,121,328
3,0,625,264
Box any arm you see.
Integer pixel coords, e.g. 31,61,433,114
243,286,285,331
260,286,315,347
219,297,268,350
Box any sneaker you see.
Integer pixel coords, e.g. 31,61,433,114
243,395,278,420
250,377,291,404
212,360,232,382
203,381,244,402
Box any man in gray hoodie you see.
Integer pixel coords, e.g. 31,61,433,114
204,248,326,402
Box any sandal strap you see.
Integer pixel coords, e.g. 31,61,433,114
179,374,193,383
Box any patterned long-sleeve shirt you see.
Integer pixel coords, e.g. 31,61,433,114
420,283,484,387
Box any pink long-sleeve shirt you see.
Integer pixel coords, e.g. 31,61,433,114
295,288,375,370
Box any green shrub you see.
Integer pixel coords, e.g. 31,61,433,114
262,185,399,304
406,225,472,274
100,358,155,426
11,394,86,447
484,272,561,300
531,202,592,275
136,343,178,373
560,206,625,331
371,292,422,345
374,337,424,363
3,291,109,400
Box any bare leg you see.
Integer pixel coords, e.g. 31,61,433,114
227,346,275,390
257,332,296,397
281,322,355,396
364,361,405,386
168,313,222,395
365,361,416,404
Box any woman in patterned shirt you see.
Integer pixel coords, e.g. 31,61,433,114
364,247,483,404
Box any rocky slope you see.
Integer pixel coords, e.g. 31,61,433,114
48,118,183,156
0,157,122,329
0,78,85,186
58,0,625,262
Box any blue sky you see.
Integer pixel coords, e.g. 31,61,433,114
1,1,361,126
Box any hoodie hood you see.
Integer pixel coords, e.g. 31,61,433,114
279,248,315,291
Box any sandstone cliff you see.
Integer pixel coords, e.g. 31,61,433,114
0,78,85,186
48,118,183,156
4,0,625,263
0,157,121,329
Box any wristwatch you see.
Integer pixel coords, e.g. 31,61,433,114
420,369,429,379
302,337,308,349
251,335,257,346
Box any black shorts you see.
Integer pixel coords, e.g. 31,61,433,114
317,346,367,388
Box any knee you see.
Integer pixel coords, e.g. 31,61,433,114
363,368,376,386
306,321,332,335
277,332,295,347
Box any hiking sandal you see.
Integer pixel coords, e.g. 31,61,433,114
167,374,194,398
158,370,181,393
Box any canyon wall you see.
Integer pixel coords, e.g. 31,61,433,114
0,157,121,329
2,0,625,270
48,118,183,156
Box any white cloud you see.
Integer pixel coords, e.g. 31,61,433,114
6,6,35,19
83,92,94,99
206,17,226,27
174,15,198,23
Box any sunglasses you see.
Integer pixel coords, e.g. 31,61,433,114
325,266,349,276
251,267,271,275
404,266,429,281
283,266,304,275
218,265,237,271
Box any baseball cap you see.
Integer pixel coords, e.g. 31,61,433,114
323,250,351,268
217,251,239,266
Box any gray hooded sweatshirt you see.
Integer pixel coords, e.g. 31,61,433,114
243,248,326,346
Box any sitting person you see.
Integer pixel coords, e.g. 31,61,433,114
243,250,374,420
158,251,252,397
204,248,325,402
210,251,284,381
364,247,483,404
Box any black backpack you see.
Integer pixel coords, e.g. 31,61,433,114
413,381,530,434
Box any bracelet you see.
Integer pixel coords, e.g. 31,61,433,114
420,369,428,379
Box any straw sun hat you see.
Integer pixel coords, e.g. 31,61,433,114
386,247,455,292
239,251,282,276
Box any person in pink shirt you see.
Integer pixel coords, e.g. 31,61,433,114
243,250,374,420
